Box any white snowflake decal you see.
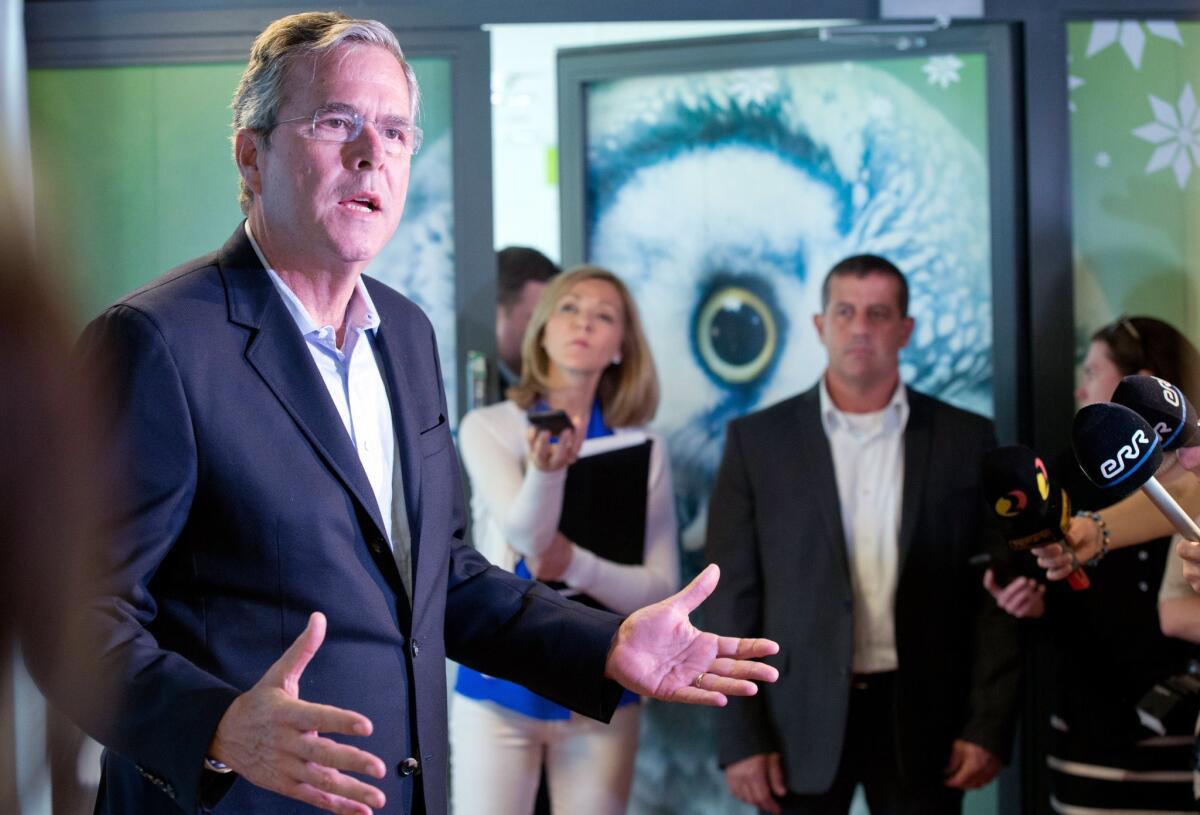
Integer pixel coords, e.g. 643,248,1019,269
922,55,963,89
1085,20,1183,70
1068,74,1085,113
1132,83,1199,189
1066,54,1084,113
727,69,776,108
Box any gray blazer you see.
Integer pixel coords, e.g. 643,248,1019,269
705,383,1020,794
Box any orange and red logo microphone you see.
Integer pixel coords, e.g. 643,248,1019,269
994,490,1027,518
982,445,1089,591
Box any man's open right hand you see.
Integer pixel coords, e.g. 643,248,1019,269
209,612,387,814
724,752,787,814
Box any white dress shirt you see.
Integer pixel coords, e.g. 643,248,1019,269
819,377,909,674
246,223,397,545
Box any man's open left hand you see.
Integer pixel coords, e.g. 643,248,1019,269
604,564,779,706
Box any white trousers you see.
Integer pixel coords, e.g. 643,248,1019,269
449,693,640,815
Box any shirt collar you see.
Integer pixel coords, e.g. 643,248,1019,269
818,375,909,437
244,221,382,338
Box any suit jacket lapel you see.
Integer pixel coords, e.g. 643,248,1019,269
218,226,390,544
898,390,931,575
794,386,851,584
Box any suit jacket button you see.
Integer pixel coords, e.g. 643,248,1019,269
411,639,420,657
398,757,421,776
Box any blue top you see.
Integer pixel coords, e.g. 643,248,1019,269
455,400,638,718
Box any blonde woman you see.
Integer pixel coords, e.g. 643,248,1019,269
451,266,679,814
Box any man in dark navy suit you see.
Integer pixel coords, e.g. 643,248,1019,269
69,12,777,814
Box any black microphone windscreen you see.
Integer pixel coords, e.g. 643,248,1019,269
981,445,1057,539
1072,402,1163,498
1111,374,1200,451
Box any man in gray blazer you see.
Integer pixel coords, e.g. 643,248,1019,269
707,255,1020,814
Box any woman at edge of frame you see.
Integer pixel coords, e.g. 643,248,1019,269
990,315,1200,813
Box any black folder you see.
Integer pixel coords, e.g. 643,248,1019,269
544,438,652,610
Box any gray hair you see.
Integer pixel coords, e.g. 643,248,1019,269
230,11,422,214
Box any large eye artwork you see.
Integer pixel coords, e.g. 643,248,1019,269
694,278,784,387
585,59,993,814
370,60,459,423
372,132,458,421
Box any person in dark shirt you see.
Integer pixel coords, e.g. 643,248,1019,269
496,247,559,393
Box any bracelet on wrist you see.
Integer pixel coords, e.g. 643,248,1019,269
204,757,233,774
1074,510,1110,566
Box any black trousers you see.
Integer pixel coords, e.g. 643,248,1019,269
772,673,962,815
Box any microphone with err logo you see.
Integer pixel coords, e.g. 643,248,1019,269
982,445,1090,590
1071,399,1200,543
1111,374,1200,452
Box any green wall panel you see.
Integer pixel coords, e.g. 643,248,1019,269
1068,20,1200,351
28,56,453,323
29,63,246,319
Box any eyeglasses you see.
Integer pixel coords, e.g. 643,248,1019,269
271,104,423,156
1117,315,1142,343
1105,314,1146,370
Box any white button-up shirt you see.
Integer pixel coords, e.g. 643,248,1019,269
819,377,909,674
246,224,397,545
